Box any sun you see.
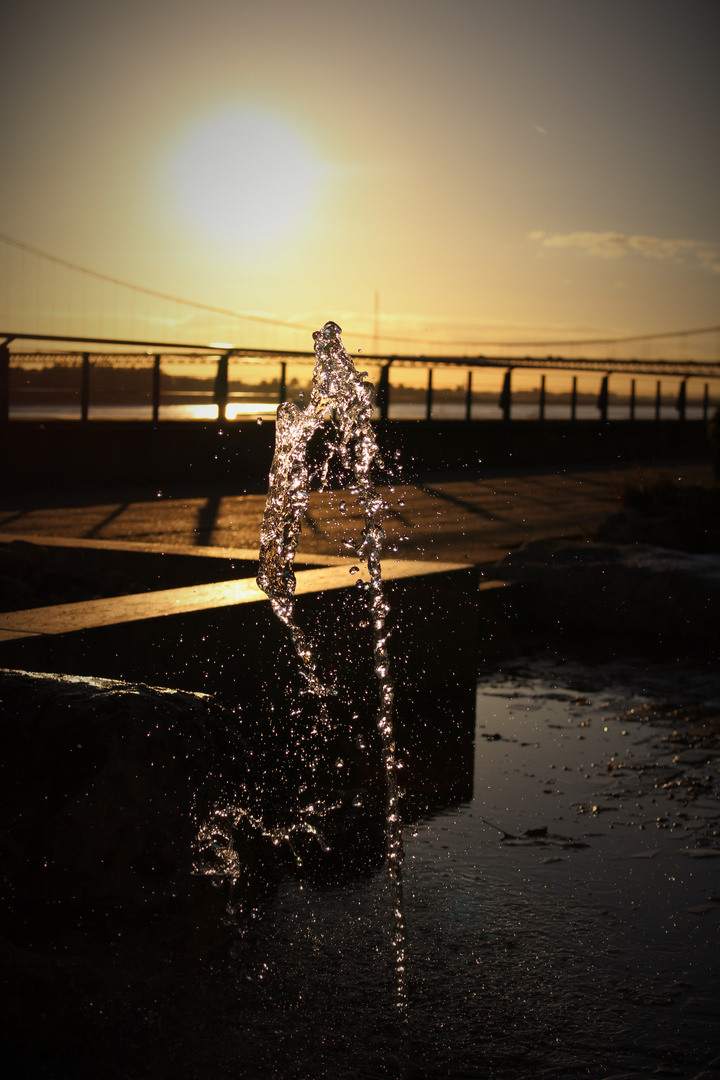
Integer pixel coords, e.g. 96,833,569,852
168,108,323,245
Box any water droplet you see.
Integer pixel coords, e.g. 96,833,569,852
255,320,406,1016
256,416,263,425
398,499,405,508
335,758,344,769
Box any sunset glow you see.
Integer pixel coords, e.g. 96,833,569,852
0,1,717,353
168,109,323,245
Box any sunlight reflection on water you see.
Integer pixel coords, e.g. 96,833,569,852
8,402,710,422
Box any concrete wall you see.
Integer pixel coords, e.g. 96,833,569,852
1,417,710,490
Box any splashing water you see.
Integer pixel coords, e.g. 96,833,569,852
257,321,407,1015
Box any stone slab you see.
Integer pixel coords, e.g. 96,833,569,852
0,558,469,641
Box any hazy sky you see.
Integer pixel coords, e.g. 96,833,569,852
1,0,718,352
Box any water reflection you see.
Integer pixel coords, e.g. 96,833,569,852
7,401,282,421
9,401,713,421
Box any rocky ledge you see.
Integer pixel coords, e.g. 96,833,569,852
0,669,276,1079
596,481,720,554
494,539,720,643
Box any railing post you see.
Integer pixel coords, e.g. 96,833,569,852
655,379,662,421
499,368,512,422
570,375,577,421
214,352,230,421
80,353,91,422
278,361,287,405
425,367,433,421
703,383,710,422
0,337,11,425
465,370,473,421
597,374,609,422
629,378,636,421
152,354,161,422
675,378,687,422
539,374,546,420
377,361,391,420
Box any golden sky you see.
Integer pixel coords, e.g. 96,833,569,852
1,0,718,356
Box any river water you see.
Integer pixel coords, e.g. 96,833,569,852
195,653,719,1080
7,402,709,422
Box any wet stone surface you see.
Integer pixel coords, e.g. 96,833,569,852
1,657,718,1078
400,657,720,1080
211,655,720,1080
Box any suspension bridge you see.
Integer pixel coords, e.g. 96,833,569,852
1,233,719,437
1,231,719,362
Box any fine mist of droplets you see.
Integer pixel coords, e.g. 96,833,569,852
257,321,407,1017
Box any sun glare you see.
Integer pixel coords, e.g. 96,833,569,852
169,109,323,245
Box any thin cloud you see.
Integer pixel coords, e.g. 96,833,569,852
529,230,720,273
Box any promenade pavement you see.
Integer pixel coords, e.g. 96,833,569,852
0,460,712,565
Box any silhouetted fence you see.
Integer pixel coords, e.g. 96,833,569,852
1,332,719,425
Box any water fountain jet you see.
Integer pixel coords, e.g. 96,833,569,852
257,321,407,1015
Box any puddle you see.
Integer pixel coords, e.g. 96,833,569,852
219,657,720,1080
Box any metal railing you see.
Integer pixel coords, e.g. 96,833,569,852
2,331,719,424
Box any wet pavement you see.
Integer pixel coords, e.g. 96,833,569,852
182,656,720,1080
2,456,718,1078
0,460,713,564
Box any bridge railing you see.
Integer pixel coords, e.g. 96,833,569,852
1,332,718,424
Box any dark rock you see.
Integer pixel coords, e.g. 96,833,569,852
495,539,720,643
596,481,720,554
0,668,277,1078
